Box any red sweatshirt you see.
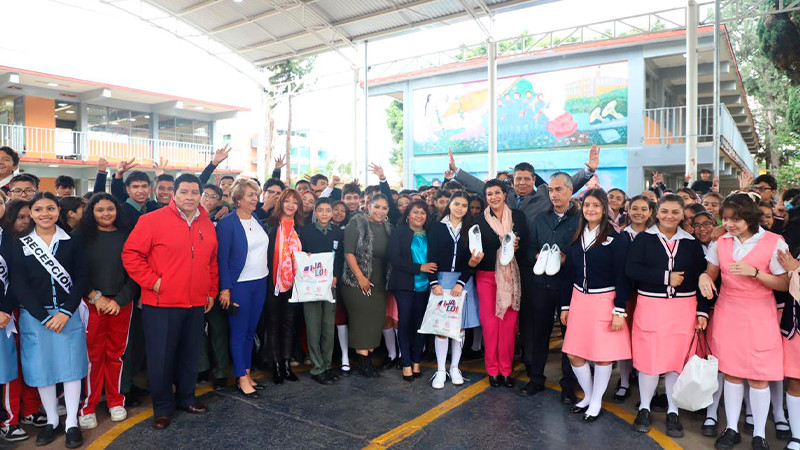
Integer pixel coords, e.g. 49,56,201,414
122,200,219,308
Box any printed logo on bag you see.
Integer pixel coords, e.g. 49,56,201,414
436,298,460,315
299,261,330,296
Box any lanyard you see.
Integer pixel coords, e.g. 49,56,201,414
658,236,680,298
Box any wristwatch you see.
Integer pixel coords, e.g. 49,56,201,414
89,291,103,305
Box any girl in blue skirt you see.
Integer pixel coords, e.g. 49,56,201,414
9,192,88,448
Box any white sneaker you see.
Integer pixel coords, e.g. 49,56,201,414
499,232,516,266
79,413,98,430
468,224,483,255
449,367,464,386
431,370,448,389
545,244,562,276
533,243,551,275
109,406,127,422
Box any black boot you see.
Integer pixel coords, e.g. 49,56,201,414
356,355,372,377
283,360,299,382
272,360,284,385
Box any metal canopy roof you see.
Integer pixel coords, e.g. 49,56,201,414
137,0,548,67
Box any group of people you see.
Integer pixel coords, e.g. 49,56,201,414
0,140,798,450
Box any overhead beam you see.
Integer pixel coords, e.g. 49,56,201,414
210,0,324,35
178,0,222,16
672,80,737,96
658,61,730,80
79,88,112,102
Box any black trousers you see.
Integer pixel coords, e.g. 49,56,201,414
268,291,298,361
519,279,576,390
394,289,428,368
142,305,205,417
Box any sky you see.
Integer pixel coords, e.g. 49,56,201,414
0,0,713,183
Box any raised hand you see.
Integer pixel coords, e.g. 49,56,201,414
738,172,754,191
98,157,109,173
153,157,168,177
448,148,458,172
685,173,692,183
444,169,455,180
585,144,600,172
331,175,341,186
369,163,386,180
115,158,138,179
274,154,287,170
212,143,231,166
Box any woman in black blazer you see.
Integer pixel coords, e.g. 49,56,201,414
388,200,437,381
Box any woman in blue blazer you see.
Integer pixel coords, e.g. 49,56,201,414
217,179,270,398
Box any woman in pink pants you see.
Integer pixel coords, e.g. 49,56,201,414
469,180,528,388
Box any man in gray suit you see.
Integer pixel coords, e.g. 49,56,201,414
447,145,600,403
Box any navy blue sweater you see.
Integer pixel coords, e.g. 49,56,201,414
426,221,475,287
560,228,631,311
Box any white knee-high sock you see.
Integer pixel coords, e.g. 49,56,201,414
434,337,448,372
638,372,660,411
618,359,633,391
705,372,726,424
750,386,770,439
771,380,789,426
571,364,593,408
63,380,81,429
786,394,800,450
587,364,612,417
471,327,482,351
38,385,59,427
724,380,745,432
383,328,397,360
450,332,464,370
337,325,350,368
664,371,680,415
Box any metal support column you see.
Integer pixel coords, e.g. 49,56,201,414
712,0,721,176
363,40,369,182
686,1,699,180
488,39,498,179
353,68,359,180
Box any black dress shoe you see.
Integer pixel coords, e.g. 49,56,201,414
489,376,501,387
181,404,208,414
561,389,577,405
714,427,741,450
412,371,422,379
272,361,284,385
701,418,719,437
501,376,514,388
152,415,170,430
775,421,791,440
311,373,334,385
632,409,651,433
64,427,82,449
751,436,769,450
403,374,414,382
665,412,684,438
520,382,545,397
612,385,632,403
124,396,141,408
283,360,299,382
382,357,398,370
570,405,588,414
237,386,259,398
325,370,340,381
583,412,601,423
252,383,266,391
36,424,63,446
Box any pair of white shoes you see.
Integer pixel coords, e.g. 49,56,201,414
431,368,465,389
468,225,515,266
78,406,127,430
533,243,561,276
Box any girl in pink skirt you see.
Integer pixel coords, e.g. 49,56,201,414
699,193,789,450
625,194,709,438
560,189,631,422
778,247,800,450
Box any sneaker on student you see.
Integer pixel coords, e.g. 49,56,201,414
1,425,29,441
20,412,47,427
468,225,483,255
431,370,448,389
109,406,127,422
78,414,97,430
533,243,551,275
499,232,516,266
449,368,464,386
545,244,562,276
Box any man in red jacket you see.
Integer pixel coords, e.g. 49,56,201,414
122,173,219,430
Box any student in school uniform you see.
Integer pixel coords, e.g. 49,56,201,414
298,197,345,385
626,194,708,438
9,192,88,448
560,189,631,422
427,192,480,389
777,246,800,450
699,192,790,450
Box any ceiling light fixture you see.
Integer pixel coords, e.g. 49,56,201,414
195,106,204,110
65,110,75,114
47,82,59,87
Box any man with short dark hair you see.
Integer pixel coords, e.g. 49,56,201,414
8,174,38,201
295,179,311,194
0,146,20,194
255,178,285,225
753,173,779,202
200,184,224,223
341,183,362,218
154,174,175,208
55,175,76,197
686,169,714,195
310,174,342,200
218,175,235,203
122,173,219,430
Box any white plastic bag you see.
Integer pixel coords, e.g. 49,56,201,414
671,354,719,411
418,291,465,341
288,252,335,303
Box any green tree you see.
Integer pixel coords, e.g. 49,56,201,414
758,0,800,84
267,57,315,184
386,99,404,177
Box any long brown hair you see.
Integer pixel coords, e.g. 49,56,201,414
571,188,613,249
267,188,305,227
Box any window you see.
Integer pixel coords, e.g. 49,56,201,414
88,105,150,138
158,115,211,145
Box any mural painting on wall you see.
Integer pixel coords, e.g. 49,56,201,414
413,62,629,155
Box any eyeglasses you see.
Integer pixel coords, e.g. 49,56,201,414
202,193,219,200
693,221,715,230
751,186,773,192
9,188,36,195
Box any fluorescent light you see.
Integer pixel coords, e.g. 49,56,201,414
130,118,136,122
48,164,59,168
58,103,67,107
47,82,59,87
195,106,204,110
233,0,243,3
65,110,75,114
144,115,150,119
